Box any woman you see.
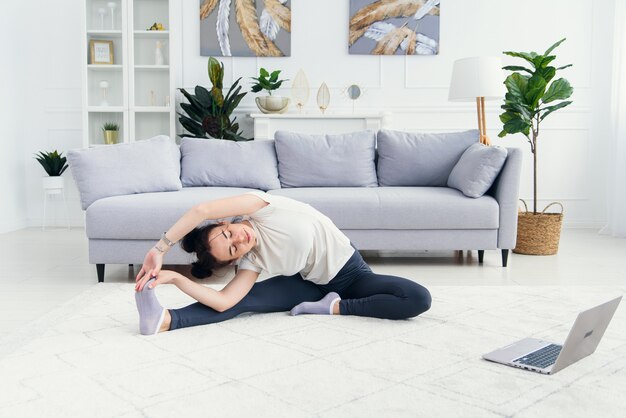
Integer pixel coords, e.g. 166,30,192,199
134,191,431,335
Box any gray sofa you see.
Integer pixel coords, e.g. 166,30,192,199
68,130,522,282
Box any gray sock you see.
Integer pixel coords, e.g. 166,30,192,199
135,278,166,335
290,292,341,316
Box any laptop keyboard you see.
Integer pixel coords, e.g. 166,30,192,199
513,344,562,369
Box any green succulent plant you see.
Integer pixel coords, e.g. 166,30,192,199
34,150,68,177
498,38,574,213
102,122,119,131
178,57,250,141
250,68,287,96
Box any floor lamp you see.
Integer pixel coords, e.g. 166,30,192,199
448,57,505,146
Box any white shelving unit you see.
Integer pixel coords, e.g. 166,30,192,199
81,0,177,147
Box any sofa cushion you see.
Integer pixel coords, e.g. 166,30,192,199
274,130,378,187
67,135,181,210
376,129,479,186
86,187,256,239
268,187,499,230
180,138,280,190
448,143,508,198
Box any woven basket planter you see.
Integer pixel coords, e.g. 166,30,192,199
513,200,564,255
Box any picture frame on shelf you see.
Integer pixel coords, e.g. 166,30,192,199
89,40,114,64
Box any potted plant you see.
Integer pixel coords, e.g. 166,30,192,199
498,38,574,255
178,57,250,141
34,150,69,190
251,68,289,114
102,122,119,144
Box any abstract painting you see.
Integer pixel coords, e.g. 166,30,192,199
349,0,440,55
200,0,291,57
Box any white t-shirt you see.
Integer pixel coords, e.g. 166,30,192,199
237,191,355,285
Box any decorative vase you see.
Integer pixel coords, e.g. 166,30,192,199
317,82,330,114
291,69,310,113
155,41,164,65
42,176,64,191
513,200,564,255
103,130,119,144
255,96,290,114
107,2,116,30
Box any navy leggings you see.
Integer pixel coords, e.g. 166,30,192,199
169,247,432,330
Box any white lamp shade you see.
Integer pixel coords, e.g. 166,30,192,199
448,56,505,102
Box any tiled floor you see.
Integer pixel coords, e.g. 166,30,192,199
1,227,625,337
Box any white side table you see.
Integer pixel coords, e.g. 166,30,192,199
42,177,70,231
249,112,393,140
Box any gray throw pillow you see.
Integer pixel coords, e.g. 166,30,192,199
447,143,508,198
180,138,280,191
274,130,378,187
376,129,479,186
67,135,181,210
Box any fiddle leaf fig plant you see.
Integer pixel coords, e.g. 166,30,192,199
250,68,287,95
498,38,574,213
178,57,250,141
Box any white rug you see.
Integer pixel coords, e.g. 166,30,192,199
1,284,625,417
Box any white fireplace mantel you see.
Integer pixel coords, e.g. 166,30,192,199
249,112,393,140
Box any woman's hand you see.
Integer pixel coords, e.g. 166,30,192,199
135,268,179,292
135,248,163,291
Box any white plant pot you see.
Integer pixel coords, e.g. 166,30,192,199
42,176,64,190
255,96,290,114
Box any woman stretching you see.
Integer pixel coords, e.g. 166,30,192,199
134,191,431,335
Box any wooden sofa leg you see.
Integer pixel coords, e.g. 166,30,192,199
96,264,105,283
477,250,484,264
502,250,510,267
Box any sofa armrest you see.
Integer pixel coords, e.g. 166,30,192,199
488,147,523,249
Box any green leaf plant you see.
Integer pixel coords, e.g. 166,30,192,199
250,68,287,96
498,38,574,213
178,57,250,141
34,150,68,177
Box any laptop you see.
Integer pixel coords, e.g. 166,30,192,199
482,296,622,375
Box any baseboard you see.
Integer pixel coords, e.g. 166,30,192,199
0,218,28,234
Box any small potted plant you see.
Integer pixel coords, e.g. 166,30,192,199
102,122,119,144
251,68,289,113
34,150,69,190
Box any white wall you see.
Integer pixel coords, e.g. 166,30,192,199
11,0,618,229
0,2,27,233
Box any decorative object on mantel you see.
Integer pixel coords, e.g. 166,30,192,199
291,69,310,113
178,57,250,141
498,38,574,255
199,0,291,57
99,80,109,106
349,0,440,55
344,84,365,114
251,67,289,114
448,56,506,145
317,82,330,114
102,122,119,145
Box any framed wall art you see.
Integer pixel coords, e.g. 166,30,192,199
349,0,440,55
200,0,291,57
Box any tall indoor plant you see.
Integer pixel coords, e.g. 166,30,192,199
498,38,574,254
178,57,250,141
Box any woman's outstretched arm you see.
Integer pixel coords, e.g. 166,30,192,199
135,193,268,283
173,269,260,312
